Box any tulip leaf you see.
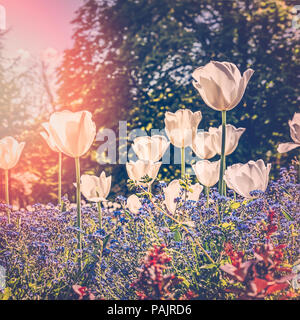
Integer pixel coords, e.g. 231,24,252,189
174,229,182,242
281,208,293,221
170,224,179,231
199,264,217,270
103,234,111,249
124,210,132,220
177,276,190,287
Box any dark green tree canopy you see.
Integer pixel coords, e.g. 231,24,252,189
58,0,299,195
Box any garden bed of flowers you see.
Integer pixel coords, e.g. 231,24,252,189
0,61,299,300
0,165,299,300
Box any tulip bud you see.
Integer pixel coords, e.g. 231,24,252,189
126,160,161,186
163,179,203,214
78,172,111,202
164,109,202,148
192,131,217,159
48,110,96,158
0,136,25,170
132,135,169,162
192,61,254,111
127,195,142,214
192,160,220,187
209,124,245,156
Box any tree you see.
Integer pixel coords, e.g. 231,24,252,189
58,0,299,197
0,34,62,206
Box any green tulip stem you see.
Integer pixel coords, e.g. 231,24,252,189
5,169,10,224
181,147,185,179
223,179,227,196
218,111,227,196
58,152,62,210
97,201,102,229
75,157,82,261
223,154,227,196
205,186,210,208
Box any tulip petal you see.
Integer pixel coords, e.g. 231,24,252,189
49,110,96,158
277,142,300,153
165,109,201,148
79,173,111,202
187,183,203,201
209,125,245,155
78,111,96,157
289,117,300,144
192,80,218,110
227,69,254,110
192,131,217,159
198,76,231,110
49,111,76,157
40,125,60,152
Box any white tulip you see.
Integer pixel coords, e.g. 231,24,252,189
209,124,245,156
192,131,217,159
223,159,271,199
163,179,203,214
127,195,142,214
278,113,300,153
0,137,25,170
126,160,161,186
164,109,202,148
132,135,170,162
78,172,111,202
192,61,254,111
48,110,96,158
192,160,220,187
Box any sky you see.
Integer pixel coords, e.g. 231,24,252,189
0,0,82,57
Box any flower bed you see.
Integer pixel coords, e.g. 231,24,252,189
0,61,299,300
0,166,299,300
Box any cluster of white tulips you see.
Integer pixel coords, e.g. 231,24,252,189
126,61,279,213
0,61,299,250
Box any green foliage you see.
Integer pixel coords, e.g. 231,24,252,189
58,0,299,197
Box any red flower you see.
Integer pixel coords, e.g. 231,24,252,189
220,243,296,299
264,209,278,240
131,244,196,300
72,285,95,300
